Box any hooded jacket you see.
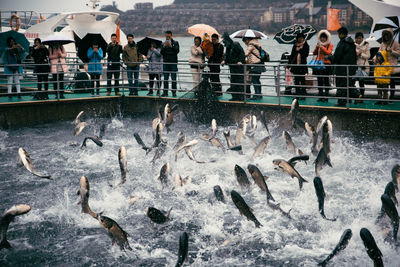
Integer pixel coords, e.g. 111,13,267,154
330,36,357,76
222,32,245,65
374,50,393,85
87,47,103,74
355,40,370,73
376,29,400,74
313,30,333,64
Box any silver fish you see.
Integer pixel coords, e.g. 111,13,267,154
77,176,97,218
305,122,318,156
158,162,170,186
73,111,84,125
18,148,52,179
235,117,249,145
253,136,271,158
74,122,88,137
316,116,328,134
282,131,296,154
118,146,128,184
273,159,308,190
0,204,31,250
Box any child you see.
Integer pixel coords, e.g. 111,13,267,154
201,33,213,60
374,50,392,105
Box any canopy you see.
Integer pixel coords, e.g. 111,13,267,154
0,30,30,59
373,16,400,43
137,37,162,56
77,33,107,63
274,24,317,44
230,29,268,39
188,24,219,37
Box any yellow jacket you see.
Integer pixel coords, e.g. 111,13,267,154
374,50,393,85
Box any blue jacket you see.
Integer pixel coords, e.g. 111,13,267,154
87,47,103,74
2,47,26,75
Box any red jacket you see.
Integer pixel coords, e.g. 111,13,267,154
313,43,333,64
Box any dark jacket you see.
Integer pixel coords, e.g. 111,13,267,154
330,36,357,76
106,42,122,63
160,39,179,63
288,41,309,74
223,34,245,65
209,42,224,64
31,45,49,72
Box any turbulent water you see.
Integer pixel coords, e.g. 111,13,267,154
0,109,400,266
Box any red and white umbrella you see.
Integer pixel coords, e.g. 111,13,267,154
230,29,268,39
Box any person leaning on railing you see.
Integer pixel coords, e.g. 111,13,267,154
87,43,103,96
188,36,205,88
313,30,333,102
31,38,50,100
3,37,25,99
288,33,309,100
354,32,370,103
106,33,122,96
378,29,400,102
48,42,67,99
123,33,143,96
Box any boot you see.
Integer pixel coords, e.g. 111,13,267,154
147,89,153,96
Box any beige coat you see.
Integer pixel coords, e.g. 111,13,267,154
123,43,142,67
378,40,400,74
245,39,262,64
189,45,204,65
355,40,370,73
49,46,68,73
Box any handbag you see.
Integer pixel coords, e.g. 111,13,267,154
352,67,368,81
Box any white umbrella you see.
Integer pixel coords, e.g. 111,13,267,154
42,34,75,45
230,29,269,39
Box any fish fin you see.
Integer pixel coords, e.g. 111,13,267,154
298,177,308,190
267,193,275,202
167,207,173,218
326,155,333,168
0,239,12,250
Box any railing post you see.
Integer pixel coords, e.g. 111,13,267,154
276,65,281,106
346,65,349,109
243,64,247,103
56,66,60,100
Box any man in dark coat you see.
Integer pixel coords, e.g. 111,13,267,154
329,27,358,106
208,33,224,96
288,33,309,98
222,32,247,101
160,30,180,97
106,33,123,96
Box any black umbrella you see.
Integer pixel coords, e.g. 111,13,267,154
137,37,162,56
274,24,317,44
77,33,107,63
373,16,400,43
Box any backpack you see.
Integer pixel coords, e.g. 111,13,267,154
251,45,270,63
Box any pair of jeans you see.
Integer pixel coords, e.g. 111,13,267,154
107,63,120,93
90,73,100,95
127,65,139,94
163,63,178,95
7,72,21,94
250,70,262,96
53,73,64,97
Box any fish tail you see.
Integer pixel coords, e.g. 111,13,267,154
255,220,262,228
0,239,12,250
394,221,399,241
317,259,328,267
298,176,308,190
267,192,275,202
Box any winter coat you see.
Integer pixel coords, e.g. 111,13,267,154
48,46,68,74
123,42,143,68
106,42,122,63
355,40,370,73
374,50,393,85
223,33,245,65
3,47,25,75
209,42,224,64
288,41,309,75
147,48,162,74
31,45,49,73
245,39,262,65
330,36,357,76
377,32,400,74
189,45,204,66
160,39,180,63
313,30,333,64
87,47,103,74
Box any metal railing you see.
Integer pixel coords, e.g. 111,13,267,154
0,60,399,110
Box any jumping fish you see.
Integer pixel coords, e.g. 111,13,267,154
97,214,132,250
81,136,103,148
247,164,274,201
273,159,308,190
0,204,31,250
318,229,353,266
234,164,251,188
174,174,191,187
246,115,257,138
384,182,398,206
266,201,292,218
288,98,299,123
74,122,88,137
391,164,400,192
184,147,210,164
282,131,296,154
231,190,262,228
146,207,172,224
316,116,328,134
152,122,164,148
158,162,169,186
175,232,189,267
118,146,128,184
305,122,318,156
209,137,225,150
18,147,52,179
253,136,271,158
314,147,332,177
360,228,384,267
164,104,177,132
223,131,242,151
134,132,151,153
321,119,332,155
313,177,337,221
235,117,249,145
174,133,186,161
151,141,167,163
152,118,161,139
260,111,271,136
73,111,84,125
287,155,310,167
381,193,399,241
213,185,225,203
77,176,97,218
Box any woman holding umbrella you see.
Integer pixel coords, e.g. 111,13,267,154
49,42,68,99
3,36,25,99
288,33,309,99
87,42,104,96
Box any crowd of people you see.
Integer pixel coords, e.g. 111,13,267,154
1,26,399,105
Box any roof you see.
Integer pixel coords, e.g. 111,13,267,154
291,2,308,9
294,7,326,19
331,4,352,9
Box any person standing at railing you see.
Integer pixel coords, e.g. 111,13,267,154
161,31,180,97
87,43,103,96
31,38,50,100
106,33,122,96
377,29,400,102
243,37,266,100
328,27,357,107
208,34,224,96
3,37,25,100
48,42,67,99
146,42,162,96
221,32,246,101
373,51,392,105
188,36,205,88
313,30,333,102
288,33,309,100
354,32,370,103
123,34,143,96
